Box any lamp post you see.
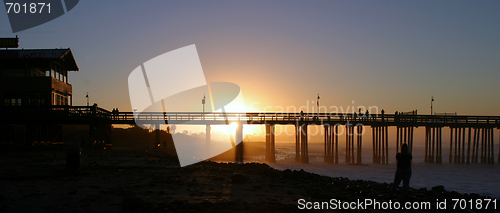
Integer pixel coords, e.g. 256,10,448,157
317,94,320,120
431,96,434,115
86,92,89,106
202,94,206,120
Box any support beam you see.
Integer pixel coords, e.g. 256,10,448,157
425,127,428,163
206,125,211,144
385,126,389,164
346,125,350,164
454,127,458,163
265,124,275,162
410,127,414,154
437,127,442,164
472,128,477,163
301,124,309,163
235,124,244,163
372,126,376,163
461,128,466,164
467,127,471,164
155,124,160,147
356,125,363,164
490,128,494,164
351,125,355,164
449,127,453,163
396,126,400,159
475,128,480,163
295,124,300,163
481,128,485,164
324,125,333,163
431,127,435,163
335,125,339,164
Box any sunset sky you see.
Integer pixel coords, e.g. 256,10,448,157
1,0,499,116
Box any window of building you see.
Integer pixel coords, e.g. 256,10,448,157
5,98,22,106
1,69,25,77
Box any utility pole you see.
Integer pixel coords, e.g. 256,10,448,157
431,96,434,115
317,94,320,120
86,92,89,106
202,94,206,120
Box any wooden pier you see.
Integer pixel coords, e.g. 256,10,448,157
1,106,499,164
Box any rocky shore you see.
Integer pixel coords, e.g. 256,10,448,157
0,149,497,213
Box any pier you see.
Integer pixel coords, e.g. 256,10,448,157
1,106,499,165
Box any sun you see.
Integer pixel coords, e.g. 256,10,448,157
229,122,238,134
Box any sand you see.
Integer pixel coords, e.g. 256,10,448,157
0,149,498,213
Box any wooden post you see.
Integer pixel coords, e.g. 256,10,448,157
461,127,466,164
404,126,407,145
438,127,443,164
324,125,327,162
431,127,435,163
266,124,271,161
457,128,462,163
357,125,362,164
206,125,211,144
351,126,355,164
330,125,335,164
324,125,333,163
475,128,480,163
335,125,339,164
155,124,160,147
380,126,383,164
345,125,350,164
425,127,428,163
379,126,383,164
490,128,494,164
295,124,300,162
396,126,400,157
235,124,244,163
301,124,309,163
410,127,414,154
472,128,477,163
467,127,471,164
485,128,488,164
385,126,389,164
270,125,275,162
454,127,458,163
481,128,485,164
449,127,453,163
372,126,376,163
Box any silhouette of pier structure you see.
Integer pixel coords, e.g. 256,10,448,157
1,106,499,165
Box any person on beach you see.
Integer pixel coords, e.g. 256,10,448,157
389,143,412,198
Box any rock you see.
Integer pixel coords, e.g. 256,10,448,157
231,173,248,183
122,196,145,212
431,185,445,192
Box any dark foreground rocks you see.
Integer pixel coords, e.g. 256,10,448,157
0,149,497,213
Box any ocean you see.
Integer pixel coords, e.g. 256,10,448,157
241,142,500,199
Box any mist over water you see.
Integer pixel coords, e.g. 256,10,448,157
239,142,500,199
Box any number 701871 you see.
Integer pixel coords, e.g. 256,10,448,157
451,199,497,210
5,3,51,14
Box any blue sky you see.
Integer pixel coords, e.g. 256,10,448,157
1,0,499,115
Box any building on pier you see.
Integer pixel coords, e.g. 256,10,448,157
0,48,78,106
0,44,85,147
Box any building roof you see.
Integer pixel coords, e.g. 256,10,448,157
0,48,79,71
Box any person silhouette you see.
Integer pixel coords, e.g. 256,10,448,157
389,143,412,198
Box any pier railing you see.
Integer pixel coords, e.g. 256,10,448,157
1,106,499,126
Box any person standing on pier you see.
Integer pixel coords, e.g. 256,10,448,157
389,143,412,198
